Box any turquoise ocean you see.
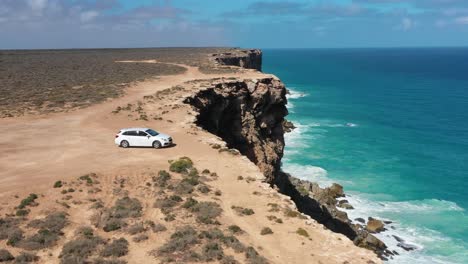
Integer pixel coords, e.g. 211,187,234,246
263,48,468,263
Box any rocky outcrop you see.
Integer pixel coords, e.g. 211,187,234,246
211,49,262,71
367,217,385,233
184,77,287,183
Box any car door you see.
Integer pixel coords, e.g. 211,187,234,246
123,131,139,146
137,131,152,146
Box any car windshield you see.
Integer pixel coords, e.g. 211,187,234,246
146,129,159,136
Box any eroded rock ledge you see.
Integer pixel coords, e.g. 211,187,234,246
211,49,263,71
185,77,393,260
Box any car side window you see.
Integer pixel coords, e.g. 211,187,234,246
138,131,148,137
123,131,137,136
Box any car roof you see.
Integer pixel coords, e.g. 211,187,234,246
120,127,151,132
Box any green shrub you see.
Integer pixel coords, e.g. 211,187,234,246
6,229,23,246
197,185,210,194
154,170,171,187
296,228,309,238
182,197,198,209
54,181,63,188
260,227,273,235
228,225,242,234
231,206,254,216
18,194,38,209
16,209,29,216
169,157,193,173
245,246,268,264
79,174,94,185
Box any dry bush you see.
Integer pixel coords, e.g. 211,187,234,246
14,252,39,263
191,202,222,224
0,249,14,262
100,238,129,258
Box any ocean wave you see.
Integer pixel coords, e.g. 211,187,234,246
339,194,467,263
282,163,334,187
287,89,308,99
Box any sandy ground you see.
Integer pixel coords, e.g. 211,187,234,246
0,62,381,263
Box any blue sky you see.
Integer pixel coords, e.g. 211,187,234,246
1,0,468,49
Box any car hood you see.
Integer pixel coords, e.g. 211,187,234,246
156,133,171,139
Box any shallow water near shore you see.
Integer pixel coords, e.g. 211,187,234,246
263,48,468,263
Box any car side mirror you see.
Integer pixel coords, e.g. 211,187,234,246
147,136,151,138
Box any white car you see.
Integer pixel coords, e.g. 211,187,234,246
115,128,173,149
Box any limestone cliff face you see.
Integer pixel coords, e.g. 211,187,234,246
184,78,287,183
211,49,263,71
185,51,391,259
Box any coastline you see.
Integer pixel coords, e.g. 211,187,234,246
0,48,382,263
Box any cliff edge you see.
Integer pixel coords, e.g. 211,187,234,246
186,50,393,260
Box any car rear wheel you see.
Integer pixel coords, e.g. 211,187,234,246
153,141,161,149
120,140,129,148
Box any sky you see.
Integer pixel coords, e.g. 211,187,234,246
1,0,468,49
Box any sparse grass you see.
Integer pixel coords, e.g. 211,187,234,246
296,228,309,238
100,238,129,258
182,197,198,209
154,170,171,187
266,215,283,224
0,48,211,117
260,227,273,235
245,246,268,264
157,226,199,254
18,194,38,209
93,197,142,232
79,174,94,185
19,212,68,250
284,208,307,219
133,234,149,243
126,223,146,235
267,203,280,212
201,242,224,261
231,206,254,216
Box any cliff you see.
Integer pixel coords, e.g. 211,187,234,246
185,52,394,260
211,49,263,71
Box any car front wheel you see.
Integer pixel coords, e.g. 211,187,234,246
153,141,161,149
120,140,129,148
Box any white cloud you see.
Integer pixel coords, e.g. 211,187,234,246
27,0,47,13
454,16,468,25
80,10,99,23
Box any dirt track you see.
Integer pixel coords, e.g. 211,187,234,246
0,62,265,195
